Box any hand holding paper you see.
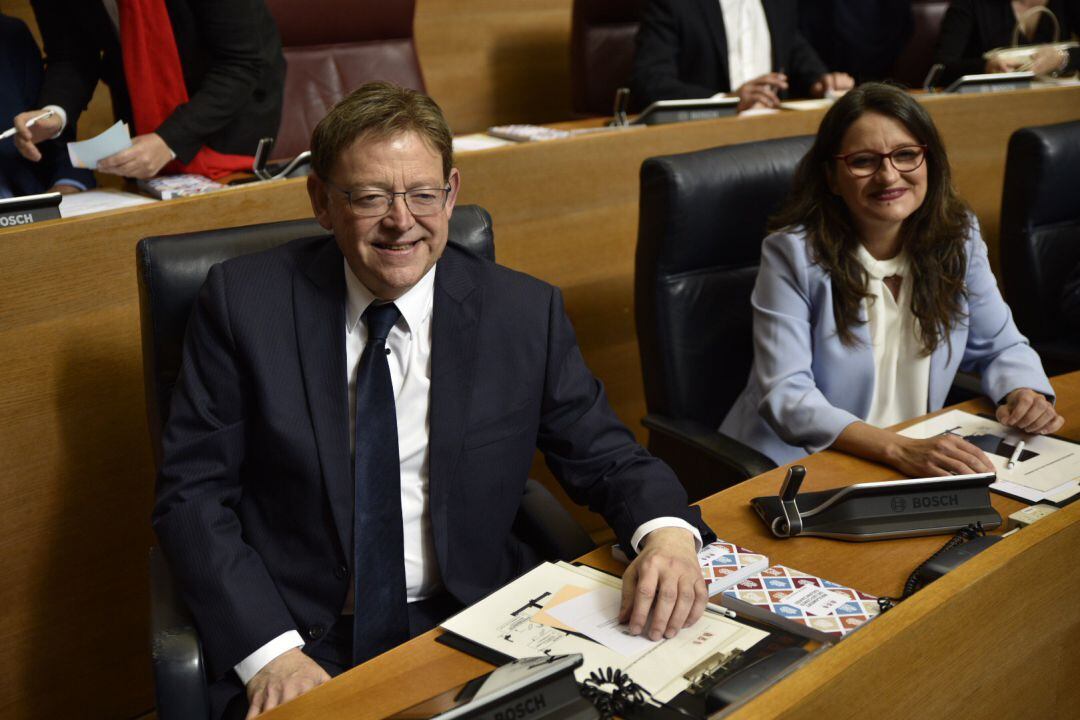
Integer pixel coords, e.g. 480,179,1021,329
619,527,706,641
97,132,174,179
68,121,133,170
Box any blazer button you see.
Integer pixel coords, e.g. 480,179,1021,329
308,624,325,640
334,564,347,580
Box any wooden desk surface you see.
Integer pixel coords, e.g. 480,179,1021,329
262,372,1080,720
1,87,1079,719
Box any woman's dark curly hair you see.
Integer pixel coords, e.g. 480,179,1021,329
769,82,971,353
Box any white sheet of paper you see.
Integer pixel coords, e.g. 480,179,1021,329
899,409,1080,498
546,587,657,657
68,121,133,169
452,133,515,152
59,189,156,218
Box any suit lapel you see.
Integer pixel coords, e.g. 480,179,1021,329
760,0,783,72
700,0,730,89
294,238,353,556
428,249,482,563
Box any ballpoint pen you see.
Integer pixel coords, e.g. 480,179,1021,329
0,109,56,142
1007,440,1025,470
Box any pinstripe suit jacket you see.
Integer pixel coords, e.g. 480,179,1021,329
152,238,708,680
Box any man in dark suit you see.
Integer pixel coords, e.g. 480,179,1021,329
154,82,713,719
0,12,94,198
631,0,855,111
13,0,284,179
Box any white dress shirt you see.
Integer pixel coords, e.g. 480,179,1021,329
719,0,773,90
855,245,931,428
234,261,701,683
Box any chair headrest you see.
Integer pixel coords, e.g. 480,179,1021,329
638,135,814,276
1004,120,1080,229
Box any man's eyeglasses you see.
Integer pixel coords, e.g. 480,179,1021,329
326,182,451,217
834,145,928,178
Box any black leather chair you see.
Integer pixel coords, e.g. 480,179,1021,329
635,136,817,501
137,206,593,719
1000,120,1080,377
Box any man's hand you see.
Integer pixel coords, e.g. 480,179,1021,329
97,132,174,178
244,648,330,719
47,184,82,195
996,388,1064,435
618,527,706,641
734,72,788,111
810,72,855,98
887,433,995,477
13,109,64,162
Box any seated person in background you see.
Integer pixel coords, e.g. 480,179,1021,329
630,0,855,112
933,0,1080,86
154,82,713,719
798,0,913,83
720,82,1063,476
14,0,285,180
1,12,93,199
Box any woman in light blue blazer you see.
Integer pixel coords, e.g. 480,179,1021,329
720,83,1064,476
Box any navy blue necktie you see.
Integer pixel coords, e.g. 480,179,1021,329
352,302,409,664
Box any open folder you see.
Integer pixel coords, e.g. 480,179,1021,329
438,561,785,704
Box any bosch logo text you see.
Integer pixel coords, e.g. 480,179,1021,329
911,494,959,509
0,213,33,227
495,694,547,720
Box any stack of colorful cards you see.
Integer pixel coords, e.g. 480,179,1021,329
720,565,881,642
698,541,769,596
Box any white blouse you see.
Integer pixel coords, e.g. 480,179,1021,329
855,244,931,428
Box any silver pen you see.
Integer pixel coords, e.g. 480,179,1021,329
1007,440,1026,470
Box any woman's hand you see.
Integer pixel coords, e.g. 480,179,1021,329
887,433,995,477
996,388,1064,435
1029,47,1069,76
834,421,993,477
985,55,1024,74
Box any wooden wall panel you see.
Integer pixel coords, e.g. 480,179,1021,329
0,184,314,720
416,0,576,133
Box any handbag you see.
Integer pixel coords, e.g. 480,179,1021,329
982,5,1077,70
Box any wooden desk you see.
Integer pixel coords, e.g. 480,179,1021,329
1,87,1078,719
262,372,1080,719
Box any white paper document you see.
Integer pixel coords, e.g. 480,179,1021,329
68,121,133,169
59,189,156,218
452,133,515,152
900,409,1080,503
440,561,768,702
546,587,658,657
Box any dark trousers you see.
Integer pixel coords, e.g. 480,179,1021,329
216,593,463,720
